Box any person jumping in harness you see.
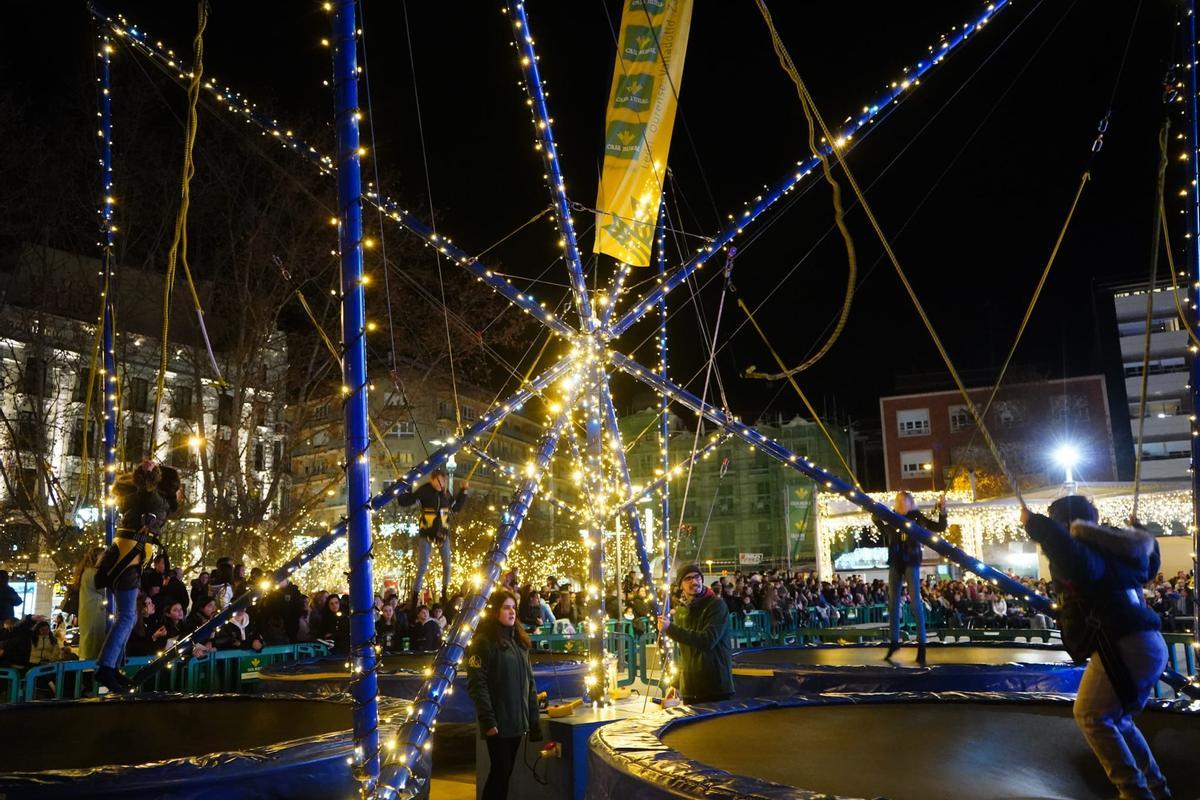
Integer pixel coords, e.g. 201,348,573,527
1021,495,1172,800
397,467,467,604
873,491,946,666
94,461,183,693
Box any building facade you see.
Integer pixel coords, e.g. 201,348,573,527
880,375,1118,493
621,409,853,570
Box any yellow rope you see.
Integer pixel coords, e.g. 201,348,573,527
950,171,1091,486
154,1,217,458
1161,202,1200,349
1133,123,1172,517
746,0,855,379
756,0,1023,504
737,298,861,488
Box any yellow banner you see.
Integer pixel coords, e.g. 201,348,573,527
594,0,693,267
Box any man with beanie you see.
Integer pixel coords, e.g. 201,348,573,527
1021,496,1171,800
657,563,733,704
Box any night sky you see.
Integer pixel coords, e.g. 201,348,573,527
3,0,1186,425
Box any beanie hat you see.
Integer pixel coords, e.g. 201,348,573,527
1047,495,1098,527
675,563,703,587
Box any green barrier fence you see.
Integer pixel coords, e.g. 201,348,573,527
530,630,638,687
15,643,329,703
1,666,21,704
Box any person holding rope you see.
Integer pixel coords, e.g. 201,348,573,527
397,467,467,605
657,563,733,704
874,491,946,666
94,461,183,693
1020,496,1171,800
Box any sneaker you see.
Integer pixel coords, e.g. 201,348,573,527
96,666,127,694
884,643,900,663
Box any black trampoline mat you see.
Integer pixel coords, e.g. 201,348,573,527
662,704,1200,800
0,699,351,773
735,645,1073,668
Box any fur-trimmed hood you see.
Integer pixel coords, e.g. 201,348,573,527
1070,521,1155,562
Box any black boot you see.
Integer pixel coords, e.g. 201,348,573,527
916,644,927,667
884,643,900,663
96,666,127,694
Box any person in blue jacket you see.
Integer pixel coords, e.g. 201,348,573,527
1021,495,1171,800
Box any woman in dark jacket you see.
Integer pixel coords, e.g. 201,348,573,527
1021,496,1170,800
126,593,170,657
315,594,350,653
466,589,542,800
873,491,946,665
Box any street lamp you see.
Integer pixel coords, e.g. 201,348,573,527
1051,443,1081,494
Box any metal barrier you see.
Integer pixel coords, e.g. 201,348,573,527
531,631,638,687
1,666,21,704
1157,633,1199,699
16,643,328,702
934,628,1058,644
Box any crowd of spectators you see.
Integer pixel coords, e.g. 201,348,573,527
0,556,1194,675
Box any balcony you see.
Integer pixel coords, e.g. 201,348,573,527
1126,371,1188,401
1129,414,1191,442
1119,329,1189,361
1138,457,1191,480
1114,289,1186,322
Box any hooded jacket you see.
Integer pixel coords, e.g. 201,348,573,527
465,621,542,740
663,586,734,701
1024,513,1161,661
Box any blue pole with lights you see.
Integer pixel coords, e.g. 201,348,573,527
656,201,670,613
330,0,379,789
97,33,118,605
599,382,660,615
504,0,596,333
610,351,1054,614
1187,0,1200,647
378,412,570,799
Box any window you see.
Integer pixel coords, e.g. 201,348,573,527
14,468,38,510
125,425,146,460
273,440,284,469
69,420,97,458
461,405,477,422
254,441,265,472
1050,394,1090,423
171,386,193,419
23,358,49,396
1124,357,1186,378
896,408,930,438
213,433,234,468
900,450,934,480
1118,317,1181,336
127,377,149,413
217,394,234,427
389,421,416,437
948,405,972,433
71,374,91,403
14,411,40,450
397,451,415,466
992,400,1026,428
313,404,331,421
253,400,268,425
436,400,455,421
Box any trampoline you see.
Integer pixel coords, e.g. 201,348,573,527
589,693,1200,800
258,650,587,722
0,693,416,800
733,643,1083,696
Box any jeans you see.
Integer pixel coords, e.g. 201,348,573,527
888,564,924,645
97,587,138,669
413,536,452,600
1074,630,1170,800
482,735,522,800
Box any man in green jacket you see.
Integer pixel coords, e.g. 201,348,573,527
658,563,734,704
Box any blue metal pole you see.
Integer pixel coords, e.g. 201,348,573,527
378,412,570,799
1187,0,1200,647
132,358,570,685
656,201,670,610
610,351,1053,614
598,382,661,614
607,0,1012,339
583,364,608,700
97,33,118,621
598,263,631,329
504,0,596,333
330,2,378,789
